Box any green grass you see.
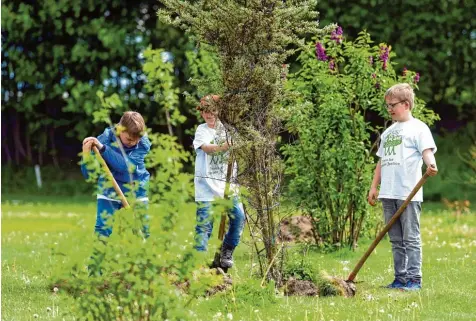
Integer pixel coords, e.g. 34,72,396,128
2,197,475,321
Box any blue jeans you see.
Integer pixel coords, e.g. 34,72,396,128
194,198,245,251
381,198,422,283
95,199,149,238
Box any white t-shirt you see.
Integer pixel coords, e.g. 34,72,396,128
377,117,437,202
193,122,237,202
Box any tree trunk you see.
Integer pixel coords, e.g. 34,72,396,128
49,127,59,168
165,109,174,136
25,127,32,164
12,110,27,164
2,121,13,164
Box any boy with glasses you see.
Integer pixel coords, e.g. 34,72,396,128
368,83,438,290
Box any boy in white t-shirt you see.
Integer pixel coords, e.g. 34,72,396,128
368,83,438,291
193,95,245,269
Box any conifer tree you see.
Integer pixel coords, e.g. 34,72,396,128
159,0,329,283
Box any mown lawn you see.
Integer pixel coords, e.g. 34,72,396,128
2,196,475,321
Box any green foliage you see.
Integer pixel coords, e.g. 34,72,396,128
62,90,202,320
146,132,194,205
2,1,153,137
283,30,439,248
316,1,476,112
94,91,124,125
159,0,332,283
424,123,476,201
185,44,222,99
1,0,197,166
314,271,342,297
66,132,201,320
283,252,317,283
143,48,186,131
66,205,199,321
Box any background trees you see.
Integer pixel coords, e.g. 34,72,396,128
316,0,475,125
1,0,194,165
2,0,474,201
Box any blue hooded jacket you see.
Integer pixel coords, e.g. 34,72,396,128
81,127,152,200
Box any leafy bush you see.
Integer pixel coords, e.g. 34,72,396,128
60,91,204,320
283,254,317,283
283,29,439,249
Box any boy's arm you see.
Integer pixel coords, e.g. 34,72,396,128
100,144,133,173
422,149,438,176
367,160,381,206
200,142,230,154
83,135,135,174
193,125,229,154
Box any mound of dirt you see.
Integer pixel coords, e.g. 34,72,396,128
283,277,319,296
283,274,356,298
278,216,314,243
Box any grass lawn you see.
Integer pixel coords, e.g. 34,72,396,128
2,195,475,321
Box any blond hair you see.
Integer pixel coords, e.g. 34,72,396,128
119,111,145,138
385,83,415,110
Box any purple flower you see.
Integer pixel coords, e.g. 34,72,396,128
402,67,408,76
379,45,389,70
315,42,328,61
330,26,343,43
329,59,335,71
375,82,380,89
414,73,420,83
371,73,376,79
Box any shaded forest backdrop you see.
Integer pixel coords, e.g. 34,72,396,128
2,0,475,200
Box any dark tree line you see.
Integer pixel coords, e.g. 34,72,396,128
2,0,474,166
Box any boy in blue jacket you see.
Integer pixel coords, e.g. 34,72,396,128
81,111,151,238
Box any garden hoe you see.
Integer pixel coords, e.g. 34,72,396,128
339,168,434,297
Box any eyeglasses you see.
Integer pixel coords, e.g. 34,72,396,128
385,100,406,110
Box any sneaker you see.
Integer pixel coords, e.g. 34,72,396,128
404,279,422,291
385,279,406,289
219,243,235,269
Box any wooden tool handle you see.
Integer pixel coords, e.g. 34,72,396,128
218,157,234,240
92,146,130,209
347,172,430,282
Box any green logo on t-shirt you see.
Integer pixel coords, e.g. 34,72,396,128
384,132,402,156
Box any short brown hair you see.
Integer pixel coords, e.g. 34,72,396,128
196,94,220,112
119,111,145,137
385,83,415,110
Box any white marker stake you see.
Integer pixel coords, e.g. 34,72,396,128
34,164,42,189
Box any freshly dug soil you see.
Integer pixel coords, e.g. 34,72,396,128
278,216,314,243
283,277,319,296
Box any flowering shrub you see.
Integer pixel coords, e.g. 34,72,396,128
283,28,439,248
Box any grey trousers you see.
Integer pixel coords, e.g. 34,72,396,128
381,198,422,283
